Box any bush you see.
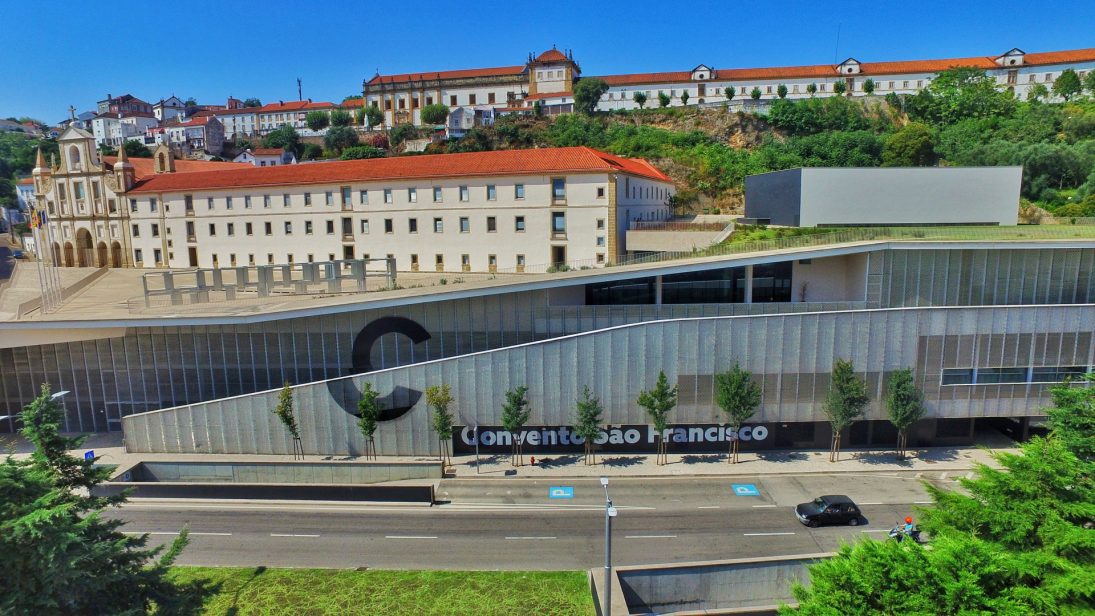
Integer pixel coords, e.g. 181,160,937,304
329,109,352,127
340,146,386,160
305,110,330,132
300,143,323,160
420,104,450,125
389,123,420,145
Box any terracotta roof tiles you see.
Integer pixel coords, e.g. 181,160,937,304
102,156,251,180
127,147,669,193
367,66,526,86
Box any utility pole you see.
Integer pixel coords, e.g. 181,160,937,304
297,78,303,101
600,477,617,615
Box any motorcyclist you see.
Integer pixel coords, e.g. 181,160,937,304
889,517,922,543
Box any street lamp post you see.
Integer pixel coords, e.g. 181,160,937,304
600,476,617,616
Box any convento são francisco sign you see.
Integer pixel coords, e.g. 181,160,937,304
453,423,772,454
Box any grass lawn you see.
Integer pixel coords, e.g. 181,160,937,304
166,567,596,616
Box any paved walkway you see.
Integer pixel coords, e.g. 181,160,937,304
3,431,1013,479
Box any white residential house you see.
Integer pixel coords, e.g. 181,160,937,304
257,100,336,136
164,116,225,155
233,148,297,166
153,97,186,122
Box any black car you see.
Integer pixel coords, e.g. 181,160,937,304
795,494,862,527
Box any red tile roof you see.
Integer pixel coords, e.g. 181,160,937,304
258,100,335,113
127,147,669,193
251,148,284,156
339,99,365,108
103,156,251,180
17,177,34,185
536,49,569,63
367,65,526,86
1024,48,1095,66
523,92,571,101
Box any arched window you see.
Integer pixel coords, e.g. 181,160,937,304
157,153,167,171
69,145,81,169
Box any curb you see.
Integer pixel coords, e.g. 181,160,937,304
443,466,980,480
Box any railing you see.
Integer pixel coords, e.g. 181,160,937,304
630,221,730,232
493,225,1095,276
137,257,397,309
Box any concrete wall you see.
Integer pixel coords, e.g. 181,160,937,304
743,169,802,226
614,555,825,614
123,460,440,484
121,304,1095,456
745,167,1022,227
791,254,868,303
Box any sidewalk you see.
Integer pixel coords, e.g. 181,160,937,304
3,431,1013,480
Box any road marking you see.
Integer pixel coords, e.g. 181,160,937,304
697,506,721,509
505,536,556,540
270,533,319,538
743,532,796,536
859,502,883,505
751,504,777,508
385,535,437,540
914,501,933,504
191,532,233,536
625,534,677,539
861,529,891,533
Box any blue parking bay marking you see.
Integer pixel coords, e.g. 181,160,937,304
732,484,761,496
548,486,574,499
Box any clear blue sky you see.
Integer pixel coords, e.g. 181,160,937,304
3,0,1092,123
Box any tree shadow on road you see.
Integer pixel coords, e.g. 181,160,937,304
601,455,644,467
850,448,960,465
681,454,724,464
538,454,582,468
755,450,810,462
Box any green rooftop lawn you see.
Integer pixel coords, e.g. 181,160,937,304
165,567,595,616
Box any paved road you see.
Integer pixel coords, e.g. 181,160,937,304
109,473,952,569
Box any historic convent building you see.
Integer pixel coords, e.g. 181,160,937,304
363,46,1095,126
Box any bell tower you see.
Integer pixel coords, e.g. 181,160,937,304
32,146,51,196
114,143,135,192
153,142,175,174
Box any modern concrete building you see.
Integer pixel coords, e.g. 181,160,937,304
744,167,1022,227
1,223,1093,456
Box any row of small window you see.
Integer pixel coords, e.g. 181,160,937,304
131,250,608,270
167,182,563,213
377,92,512,110
624,178,670,202
133,213,601,238
940,366,1089,386
55,180,101,201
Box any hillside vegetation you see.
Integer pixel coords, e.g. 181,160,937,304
425,68,1095,218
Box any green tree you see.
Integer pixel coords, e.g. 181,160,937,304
633,91,648,109
637,371,678,465
725,86,736,101
714,364,761,463
884,368,925,458
329,109,352,127
574,78,610,115
1,384,202,615
1053,69,1083,101
123,140,152,158
365,104,384,128
340,145,386,160
354,107,366,125
1084,70,1095,95
823,359,869,462
1027,83,1050,102
862,78,875,95
324,126,359,155
806,83,817,96
658,91,672,108
183,97,197,106
262,125,302,157
420,103,450,125
305,110,330,132
573,386,604,465
389,123,420,146
882,122,936,167
425,384,455,467
357,382,381,459
1045,374,1095,462
750,87,762,100
833,80,847,95
300,143,323,160
680,91,690,106
907,67,1015,125
241,97,261,107
272,382,301,458
501,386,532,466
776,84,788,99
784,534,1053,615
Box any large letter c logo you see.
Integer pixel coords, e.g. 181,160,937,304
326,316,432,421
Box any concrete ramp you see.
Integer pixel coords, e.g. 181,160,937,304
591,553,831,615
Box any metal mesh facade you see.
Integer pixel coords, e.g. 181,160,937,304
123,305,1095,456
2,246,1094,436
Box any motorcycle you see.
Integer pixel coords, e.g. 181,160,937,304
888,524,923,544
